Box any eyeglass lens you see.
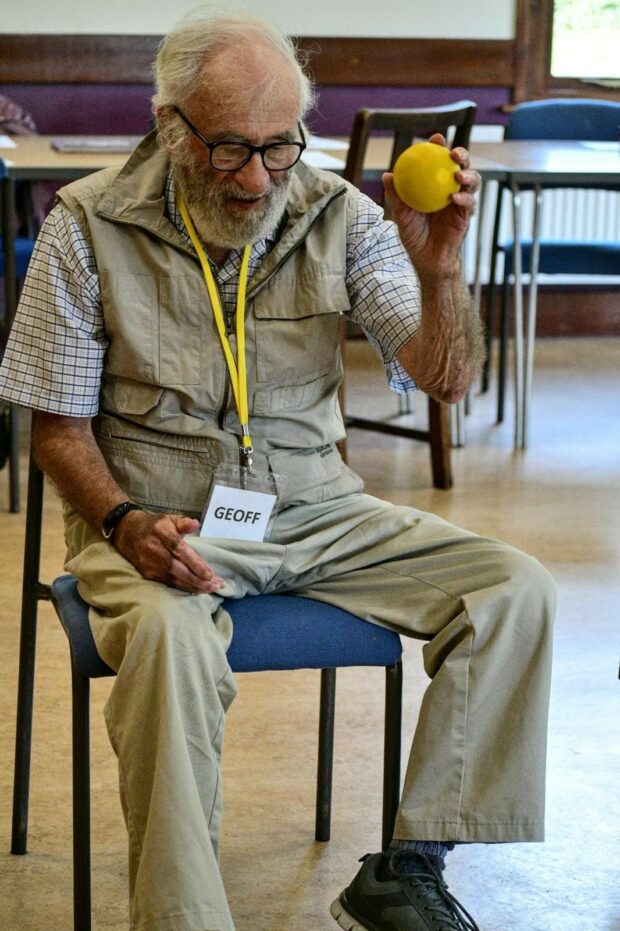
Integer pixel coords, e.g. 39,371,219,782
211,142,302,171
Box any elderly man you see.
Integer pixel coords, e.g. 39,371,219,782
0,8,555,931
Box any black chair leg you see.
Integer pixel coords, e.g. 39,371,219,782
11,595,38,855
11,454,46,854
315,667,336,842
9,404,20,513
382,660,402,850
72,664,92,931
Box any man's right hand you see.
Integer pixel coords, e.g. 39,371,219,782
31,412,225,595
114,510,225,594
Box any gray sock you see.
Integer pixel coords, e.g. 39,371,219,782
388,839,454,872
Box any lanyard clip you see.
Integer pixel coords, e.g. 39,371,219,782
239,424,254,473
239,442,254,473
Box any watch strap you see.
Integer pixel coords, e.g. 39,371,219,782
101,501,143,539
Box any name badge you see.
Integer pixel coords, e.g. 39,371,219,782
200,463,282,542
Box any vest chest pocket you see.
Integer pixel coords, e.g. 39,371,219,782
252,272,348,385
101,272,211,386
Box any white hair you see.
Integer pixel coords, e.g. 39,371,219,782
152,5,314,120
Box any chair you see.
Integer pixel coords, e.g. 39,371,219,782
11,453,403,931
482,98,620,423
1,160,37,514
340,101,477,490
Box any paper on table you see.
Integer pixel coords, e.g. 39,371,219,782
302,150,346,169
305,134,348,151
51,136,142,153
581,142,619,151
0,135,17,148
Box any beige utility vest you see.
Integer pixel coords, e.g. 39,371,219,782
58,133,365,516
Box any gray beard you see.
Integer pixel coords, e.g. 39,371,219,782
173,157,290,250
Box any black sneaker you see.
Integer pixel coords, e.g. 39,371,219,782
330,851,479,931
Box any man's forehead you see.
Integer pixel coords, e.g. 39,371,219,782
190,38,301,137
193,106,299,141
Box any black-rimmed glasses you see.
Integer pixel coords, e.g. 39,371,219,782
171,106,306,171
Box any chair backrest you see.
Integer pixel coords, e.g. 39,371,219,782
343,100,477,192
505,98,620,141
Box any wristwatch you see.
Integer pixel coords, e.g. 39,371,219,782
101,501,143,540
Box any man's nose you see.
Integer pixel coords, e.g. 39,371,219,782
234,152,270,193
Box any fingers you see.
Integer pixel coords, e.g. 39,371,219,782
167,553,225,594
155,518,224,593
170,514,201,534
451,165,480,215
172,538,225,586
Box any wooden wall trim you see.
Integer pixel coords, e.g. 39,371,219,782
0,34,514,87
297,38,513,87
0,35,160,85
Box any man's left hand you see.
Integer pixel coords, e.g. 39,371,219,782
383,133,480,281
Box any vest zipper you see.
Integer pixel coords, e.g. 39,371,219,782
247,187,347,301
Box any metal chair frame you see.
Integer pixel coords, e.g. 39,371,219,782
11,453,404,931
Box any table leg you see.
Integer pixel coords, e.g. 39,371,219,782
510,181,524,449
523,186,543,449
450,399,465,448
472,177,486,325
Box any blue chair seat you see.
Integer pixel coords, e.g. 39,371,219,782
50,575,403,678
501,239,620,277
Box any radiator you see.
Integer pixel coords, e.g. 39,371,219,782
462,127,620,285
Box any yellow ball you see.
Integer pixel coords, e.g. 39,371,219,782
392,142,459,213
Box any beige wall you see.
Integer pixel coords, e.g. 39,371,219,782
3,0,516,38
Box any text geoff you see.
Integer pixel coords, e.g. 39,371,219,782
213,507,262,524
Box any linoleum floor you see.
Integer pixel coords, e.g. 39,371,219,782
0,337,619,931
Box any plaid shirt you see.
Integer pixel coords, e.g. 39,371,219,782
0,172,420,416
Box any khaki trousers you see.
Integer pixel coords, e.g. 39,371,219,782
64,492,555,931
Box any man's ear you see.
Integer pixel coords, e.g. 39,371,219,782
155,106,174,153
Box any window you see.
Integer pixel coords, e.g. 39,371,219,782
515,0,620,101
552,0,620,80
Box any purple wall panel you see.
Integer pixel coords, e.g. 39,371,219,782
307,85,511,135
0,84,154,135
1,83,509,137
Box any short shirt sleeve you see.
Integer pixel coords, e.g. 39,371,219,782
0,202,107,416
345,192,420,394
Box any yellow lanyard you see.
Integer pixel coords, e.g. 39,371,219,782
178,194,254,465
